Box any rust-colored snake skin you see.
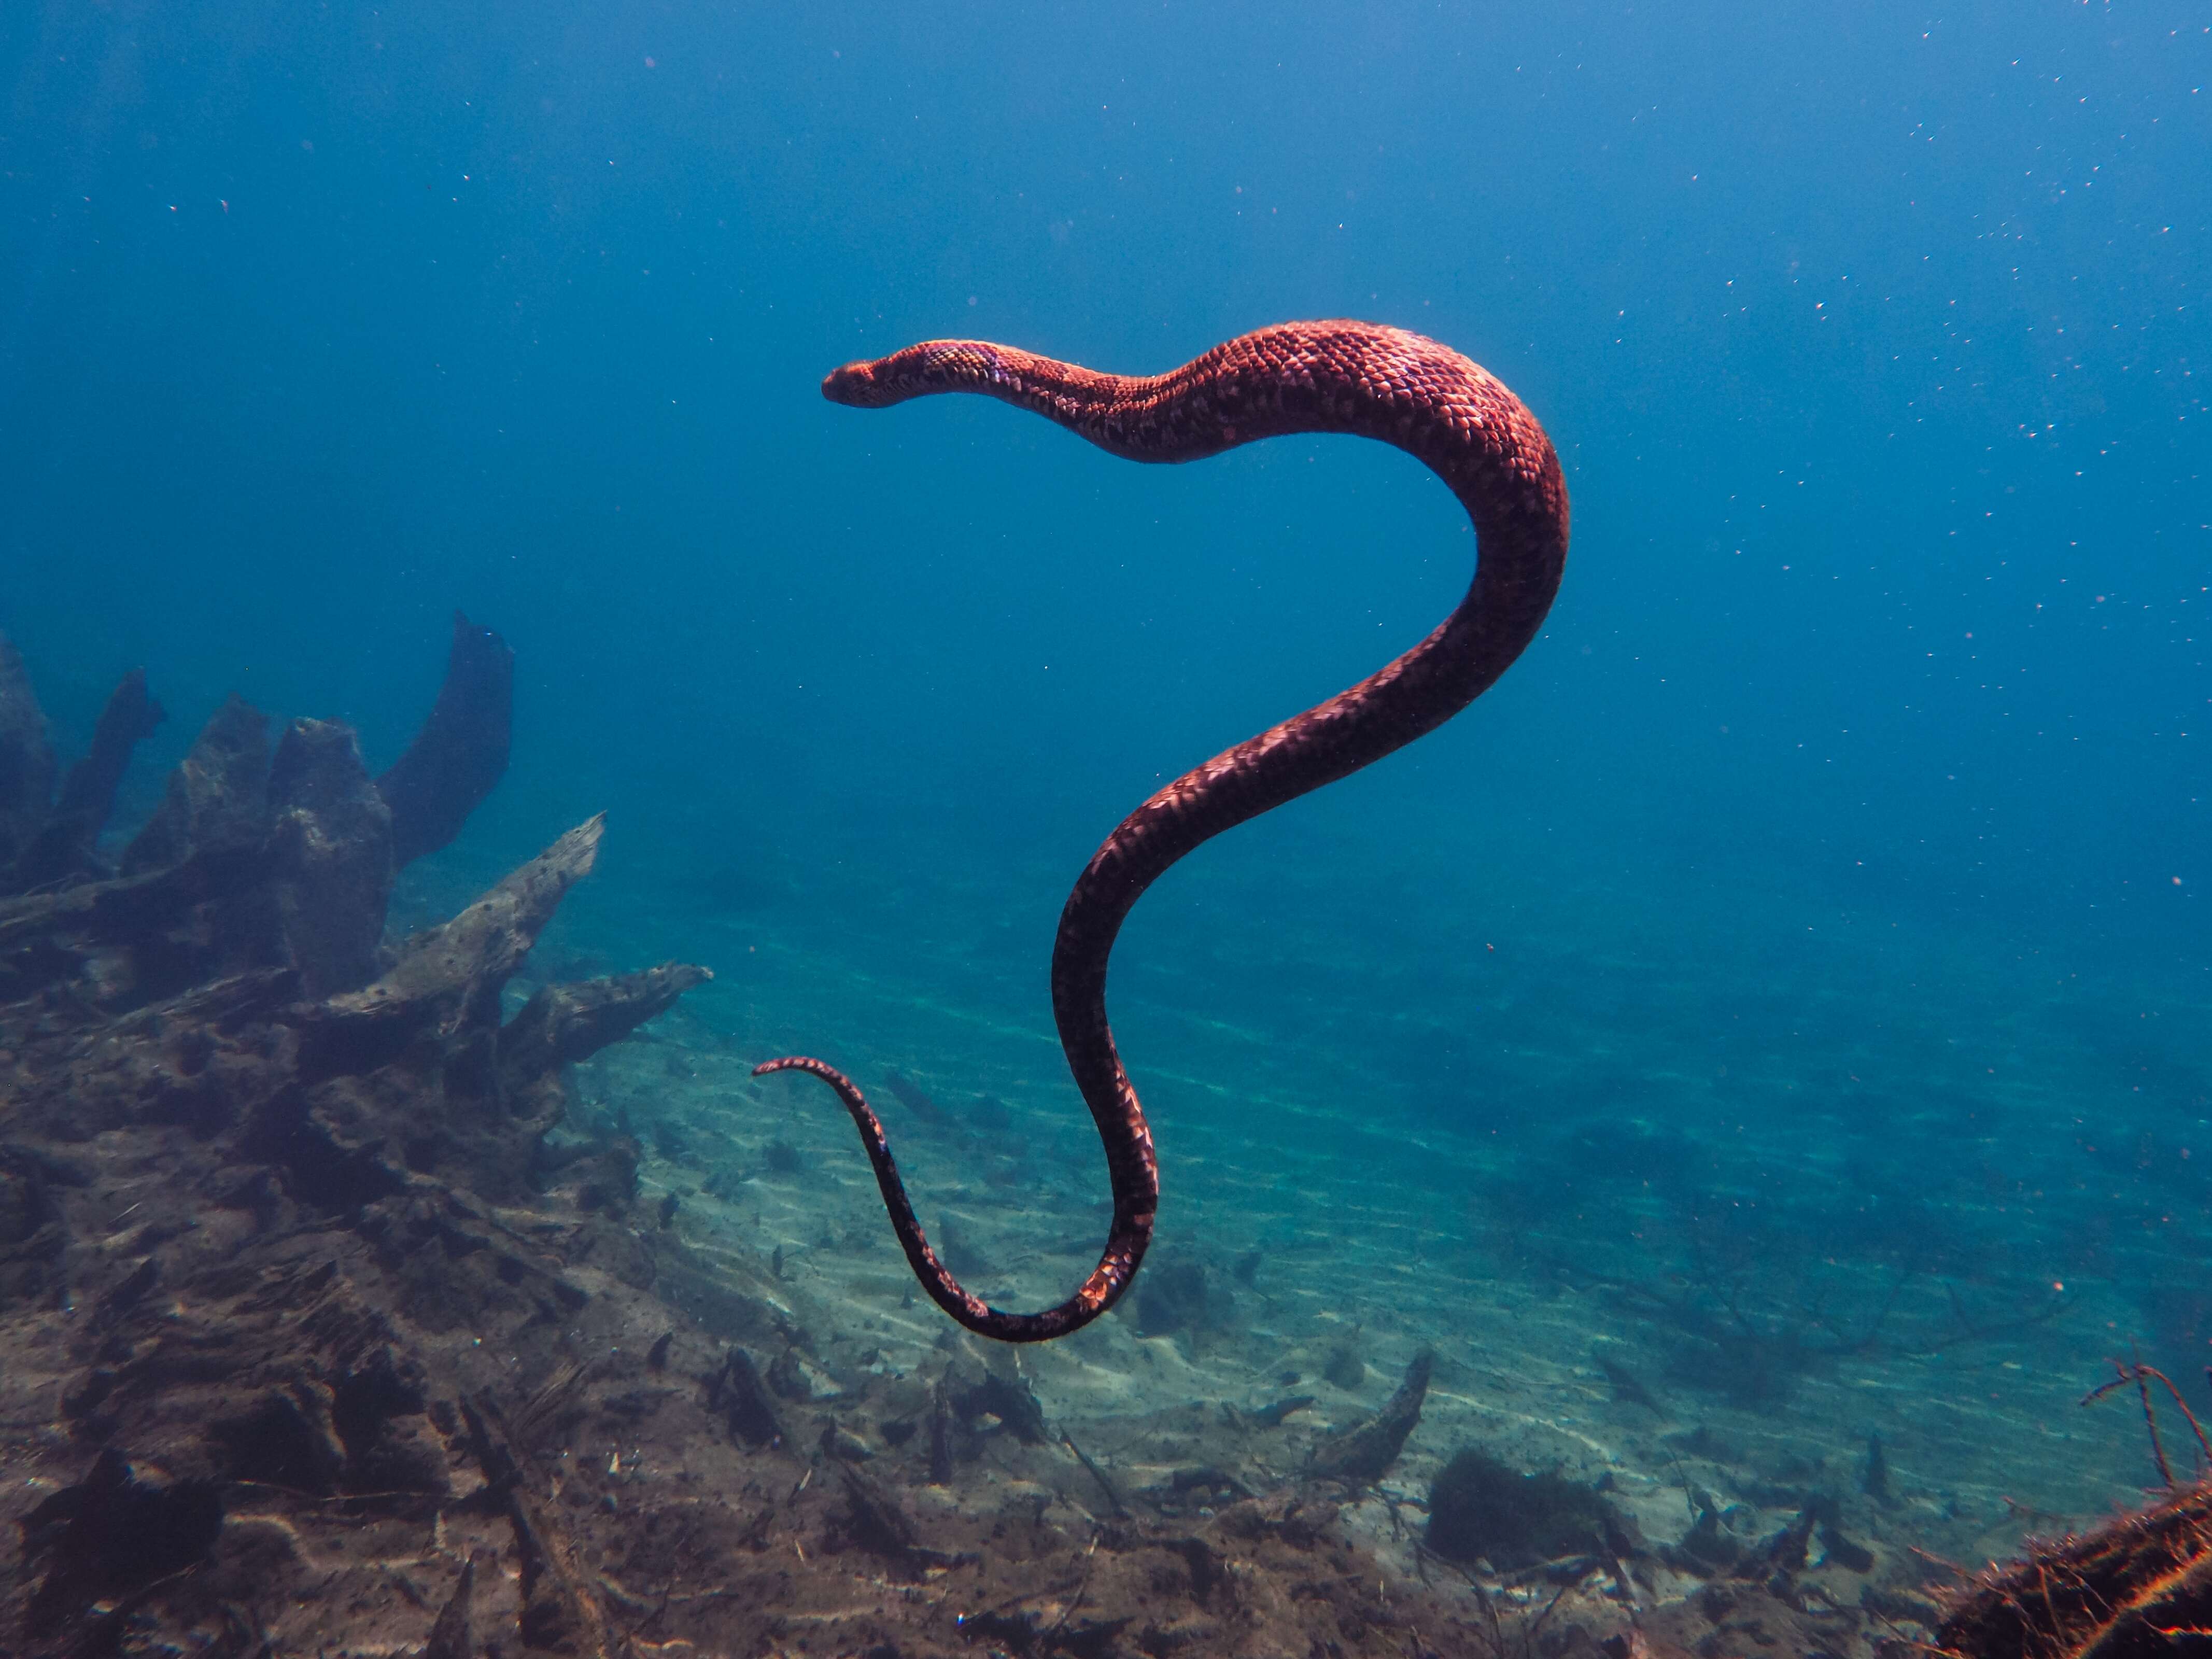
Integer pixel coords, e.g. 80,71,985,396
755,320,1569,1343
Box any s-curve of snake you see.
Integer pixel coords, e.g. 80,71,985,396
754,319,1569,1343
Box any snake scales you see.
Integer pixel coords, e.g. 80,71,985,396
755,320,1569,1343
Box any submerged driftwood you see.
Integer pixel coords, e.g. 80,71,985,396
0,613,516,1006
0,623,722,1657
0,669,709,1206
377,611,514,868
1307,1346,1433,1485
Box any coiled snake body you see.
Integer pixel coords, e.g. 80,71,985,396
755,320,1569,1343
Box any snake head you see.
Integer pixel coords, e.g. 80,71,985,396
824,341,1000,408
822,358,896,407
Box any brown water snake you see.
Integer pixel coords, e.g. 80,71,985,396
754,319,1570,1343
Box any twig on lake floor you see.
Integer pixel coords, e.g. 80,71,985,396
2080,1346,2212,1486
1062,1431,1129,1517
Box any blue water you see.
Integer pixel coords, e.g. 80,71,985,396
5,0,2208,1518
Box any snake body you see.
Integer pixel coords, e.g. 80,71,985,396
755,320,1569,1343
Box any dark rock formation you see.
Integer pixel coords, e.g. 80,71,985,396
1426,1447,1632,1568
377,611,514,867
21,1450,224,1641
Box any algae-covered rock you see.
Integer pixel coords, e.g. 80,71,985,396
1427,1446,1632,1568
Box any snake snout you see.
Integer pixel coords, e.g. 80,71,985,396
821,360,886,406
